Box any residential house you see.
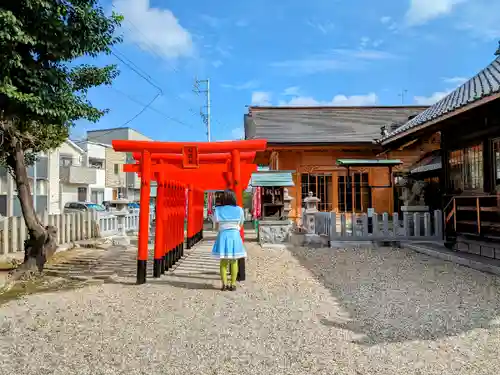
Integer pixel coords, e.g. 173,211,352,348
58,140,98,208
0,150,57,216
86,127,153,201
74,140,114,203
244,105,428,220
380,51,500,258
104,145,127,200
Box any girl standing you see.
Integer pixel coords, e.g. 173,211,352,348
211,190,246,291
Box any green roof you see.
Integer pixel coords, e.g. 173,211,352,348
250,171,295,187
336,159,402,167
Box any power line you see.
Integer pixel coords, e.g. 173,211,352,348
119,92,161,127
111,87,195,128
110,48,163,93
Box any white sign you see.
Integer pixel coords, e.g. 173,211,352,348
367,208,374,218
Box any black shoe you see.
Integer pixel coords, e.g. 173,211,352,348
228,285,236,291
221,285,228,291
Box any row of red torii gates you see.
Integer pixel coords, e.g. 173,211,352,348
112,139,267,284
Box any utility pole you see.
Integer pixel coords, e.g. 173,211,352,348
193,78,211,142
398,89,408,105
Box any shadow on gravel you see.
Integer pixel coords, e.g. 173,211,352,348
288,245,500,346
154,279,218,290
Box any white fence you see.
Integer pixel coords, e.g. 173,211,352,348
315,210,443,242
0,209,155,256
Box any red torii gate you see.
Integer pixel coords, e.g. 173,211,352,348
112,139,267,284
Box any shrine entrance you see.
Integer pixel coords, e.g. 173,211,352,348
112,139,267,284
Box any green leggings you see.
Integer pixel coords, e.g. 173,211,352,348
220,259,238,286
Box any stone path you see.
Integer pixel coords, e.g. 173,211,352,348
1,234,500,374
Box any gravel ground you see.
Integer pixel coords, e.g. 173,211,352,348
1,239,500,375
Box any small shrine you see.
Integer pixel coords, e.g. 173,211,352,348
249,170,295,245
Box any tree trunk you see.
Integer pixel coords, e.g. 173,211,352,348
9,142,57,276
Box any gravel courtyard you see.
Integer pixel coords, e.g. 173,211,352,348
1,238,500,375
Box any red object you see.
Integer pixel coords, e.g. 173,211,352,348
252,187,262,219
111,139,267,284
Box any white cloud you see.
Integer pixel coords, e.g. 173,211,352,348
405,0,466,26
222,80,259,90
282,86,301,96
251,92,272,106
113,0,193,59
271,49,397,75
414,76,470,105
455,1,500,40
414,91,450,105
380,16,392,24
360,37,370,49
278,93,378,107
443,76,467,85
212,60,223,68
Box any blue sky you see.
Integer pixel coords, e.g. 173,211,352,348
73,0,500,142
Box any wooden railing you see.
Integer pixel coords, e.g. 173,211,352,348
443,194,500,239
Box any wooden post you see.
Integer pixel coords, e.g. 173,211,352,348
187,184,194,249
231,149,245,281
153,172,166,277
137,150,151,285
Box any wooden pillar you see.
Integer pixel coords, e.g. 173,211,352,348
440,131,450,208
186,184,194,248
137,150,151,285
153,171,166,277
332,171,339,212
231,149,246,281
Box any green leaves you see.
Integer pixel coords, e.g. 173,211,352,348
0,0,122,165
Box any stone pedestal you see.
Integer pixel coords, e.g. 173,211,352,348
258,220,293,245
401,205,429,236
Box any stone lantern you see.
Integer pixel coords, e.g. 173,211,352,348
109,199,130,245
303,191,320,233
283,188,294,220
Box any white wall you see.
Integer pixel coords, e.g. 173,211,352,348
86,142,107,159
90,169,106,189
104,188,113,201
47,148,61,214
60,184,79,209
59,141,85,165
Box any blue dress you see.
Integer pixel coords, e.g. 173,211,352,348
211,205,247,259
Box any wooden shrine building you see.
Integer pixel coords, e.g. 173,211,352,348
244,105,428,220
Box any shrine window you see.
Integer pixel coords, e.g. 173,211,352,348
448,143,483,193
301,173,332,212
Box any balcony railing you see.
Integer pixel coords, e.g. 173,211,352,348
60,165,97,185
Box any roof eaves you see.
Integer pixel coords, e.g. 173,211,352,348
380,56,500,145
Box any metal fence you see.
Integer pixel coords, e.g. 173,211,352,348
314,210,443,242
